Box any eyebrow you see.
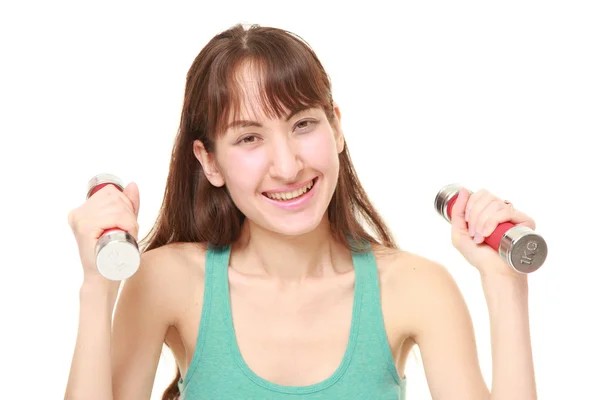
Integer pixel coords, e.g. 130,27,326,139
225,107,311,131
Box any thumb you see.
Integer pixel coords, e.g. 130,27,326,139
123,182,140,217
450,188,470,233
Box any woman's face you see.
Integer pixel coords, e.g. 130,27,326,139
194,68,345,237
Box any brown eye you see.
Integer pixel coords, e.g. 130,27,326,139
240,135,258,144
294,119,317,131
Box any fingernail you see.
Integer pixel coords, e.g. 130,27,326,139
469,225,475,237
474,234,483,243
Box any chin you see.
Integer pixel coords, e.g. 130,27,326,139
265,213,327,237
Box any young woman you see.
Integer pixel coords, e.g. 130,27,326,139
65,24,537,400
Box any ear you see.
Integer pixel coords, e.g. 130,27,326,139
193,139,225,187
332,102,345,154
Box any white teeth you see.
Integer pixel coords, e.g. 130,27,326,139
265,180,314,201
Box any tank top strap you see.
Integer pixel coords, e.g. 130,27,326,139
348,241,379,308
204,243,232,304
178,243,232,390
202,243,233,334
350,243,404,387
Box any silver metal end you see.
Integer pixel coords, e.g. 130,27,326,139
95,231,140,281
86,173,124,199
434,183,464,223
499,225,548,273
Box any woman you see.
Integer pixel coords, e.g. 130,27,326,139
65,24,537,399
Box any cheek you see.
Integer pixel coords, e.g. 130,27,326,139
221,149,267,194
299,130,339,172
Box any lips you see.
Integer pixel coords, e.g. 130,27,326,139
261,178,319,210
263,178,316,201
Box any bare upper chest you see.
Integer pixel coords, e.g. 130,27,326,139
168,254,416,384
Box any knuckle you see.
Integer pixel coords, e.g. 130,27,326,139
483,220,493,231
69,211,87,233
476,215,486,226
477,220,487,233
67,208,77,226
475,189,488,198
451,231,460,247
71,216,86,234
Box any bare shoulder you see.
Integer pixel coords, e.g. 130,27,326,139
131,241,208,322
372,244,489,398
372,244,457,300
140,241,209,279
373,244,468,332
140,240,208,274
110,241,209,398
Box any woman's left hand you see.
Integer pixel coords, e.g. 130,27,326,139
450,187,536,279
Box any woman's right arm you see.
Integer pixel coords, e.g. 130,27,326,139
65,277,120,400
64,182,173,399
65,253,174,400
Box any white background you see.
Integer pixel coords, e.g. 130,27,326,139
1,1,598,398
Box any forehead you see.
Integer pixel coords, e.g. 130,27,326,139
215,57,328,138
228,62,286,121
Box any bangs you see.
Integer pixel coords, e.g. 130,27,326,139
205,33,334,139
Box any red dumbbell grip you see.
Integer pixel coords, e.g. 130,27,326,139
446,194,513,251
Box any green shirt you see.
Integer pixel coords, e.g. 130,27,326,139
178,243,406,399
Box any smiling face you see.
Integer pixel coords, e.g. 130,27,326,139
193,63,345,237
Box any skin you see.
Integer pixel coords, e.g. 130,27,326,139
65,67,537,400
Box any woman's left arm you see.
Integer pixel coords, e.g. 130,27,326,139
450,187,538,400
482,274,536,400
404,187,537,400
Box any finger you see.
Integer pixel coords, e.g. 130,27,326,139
96,209,139,239
67,207,79,229
96,183,138,216
87,186,134,217
450,188,471,232
465,189,486,223
479,206,512,238
481,204,536,237
465,190,493,237
510,208,536,231
474,199,504,238
123,182,140,217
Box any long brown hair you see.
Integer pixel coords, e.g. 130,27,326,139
138,23,398,400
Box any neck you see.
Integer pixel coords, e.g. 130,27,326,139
232,217,347,282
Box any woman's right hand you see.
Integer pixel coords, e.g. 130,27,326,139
68,182,140,285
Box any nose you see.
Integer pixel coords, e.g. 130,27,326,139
268,136,303,182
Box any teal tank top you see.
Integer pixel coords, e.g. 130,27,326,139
177,243,407,399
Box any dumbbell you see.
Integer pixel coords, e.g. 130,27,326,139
435,183,547,273
86,173,140,281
